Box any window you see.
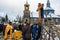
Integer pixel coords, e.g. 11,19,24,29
56,19,58,22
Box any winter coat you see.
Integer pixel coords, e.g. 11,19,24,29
22,23,31,39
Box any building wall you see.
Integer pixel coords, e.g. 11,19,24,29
53,18,60,25
44,18,60,25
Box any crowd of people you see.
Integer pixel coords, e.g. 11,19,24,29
0,21,42,40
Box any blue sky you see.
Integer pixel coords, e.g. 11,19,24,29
0,0,60,21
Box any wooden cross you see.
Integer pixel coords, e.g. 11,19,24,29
37,3,44,24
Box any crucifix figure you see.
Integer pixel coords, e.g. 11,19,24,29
37,3,44,24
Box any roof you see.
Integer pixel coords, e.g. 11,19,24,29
44,7,54,11
30,13,60,19
44,13,60,18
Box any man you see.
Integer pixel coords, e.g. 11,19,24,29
22,22,31,40
19,23,22,31
31,23,38,40
0,23,4,33
36,24,42,40
4,22,12,40
31,23,42,40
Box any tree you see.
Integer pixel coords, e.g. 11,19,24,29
1,17,5,23
5,14,8,22
18,16,22,23
16,15,20,22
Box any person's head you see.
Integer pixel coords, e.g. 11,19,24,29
38,3,41,7
42,4,44,7
9,22,12,25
